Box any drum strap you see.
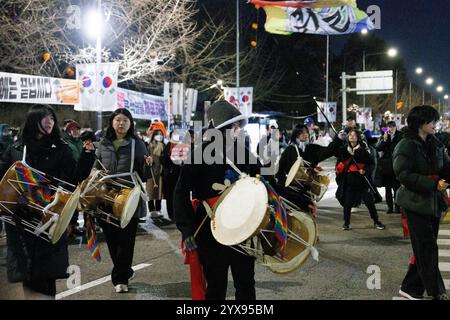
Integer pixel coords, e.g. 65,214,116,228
130,139,135,173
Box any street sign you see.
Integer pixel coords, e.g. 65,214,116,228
356,70,393,95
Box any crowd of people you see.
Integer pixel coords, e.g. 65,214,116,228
0,102,449,300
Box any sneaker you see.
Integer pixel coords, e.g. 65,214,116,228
399,289,423,300
374,221,386,230
350,207,358,213
150,211,163,219
115,284,128,293
342,223,351,231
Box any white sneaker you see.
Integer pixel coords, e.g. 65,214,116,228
115,284,128,293
150,211,163,218
398,289,423,300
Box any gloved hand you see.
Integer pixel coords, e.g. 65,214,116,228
184,236,198,251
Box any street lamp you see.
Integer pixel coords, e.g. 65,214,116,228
387,48,398,58
426,77,434,85
415,67,423,75
437,86,444,93
85,2,104,131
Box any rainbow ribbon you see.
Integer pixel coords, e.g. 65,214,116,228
258,175,288,249
14,161,52,206
86,216,101,262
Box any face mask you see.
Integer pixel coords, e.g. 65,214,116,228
155,135,163,142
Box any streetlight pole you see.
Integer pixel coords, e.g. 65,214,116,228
96,0,102,132
394,69,398,115
236,0,240,107
362,50,366,108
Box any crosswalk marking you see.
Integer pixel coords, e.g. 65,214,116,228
437,239,450,246
439,249,450,257
444,279,450,290
439,230,450,236
439,262,450,272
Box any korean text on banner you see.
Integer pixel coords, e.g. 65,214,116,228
0,71,79,105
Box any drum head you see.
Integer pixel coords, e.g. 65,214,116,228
265,210,318,274
50,186,81,244
120,186,141,228
212,177,268,246
285,159,301,187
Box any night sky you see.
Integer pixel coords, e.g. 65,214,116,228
331,0,450,96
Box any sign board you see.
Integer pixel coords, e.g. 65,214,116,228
356,70,393,95
0,71,79,105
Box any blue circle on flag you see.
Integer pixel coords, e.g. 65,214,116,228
103,76,113,88
82,76,91,88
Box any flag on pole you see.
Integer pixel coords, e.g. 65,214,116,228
317,101,337,123
223,87,253,118
252,1,374,35
75,63,119,112
85,215,101,262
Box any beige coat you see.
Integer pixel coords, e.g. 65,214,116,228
146,141,164,200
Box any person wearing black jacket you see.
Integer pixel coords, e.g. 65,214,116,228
160,131,182,224
335,129,385,231
276,124,338,204
375,121,403,213
0,104,95,299
174,101,267,300
394,105,450,300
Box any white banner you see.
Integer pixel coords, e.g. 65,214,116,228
0,71,79,105
223,87,253,118
356,107,372,125
317,101,337,123
75,63,119,112
116,88,166,121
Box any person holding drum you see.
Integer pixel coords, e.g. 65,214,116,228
0,104,95,299
95,108,149,293
334,128,385,231
174,100,263,300
276,124,338,210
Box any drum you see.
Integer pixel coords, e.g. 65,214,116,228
0,161,80,244
211,176,318,274
79,169,141,228
285,159,330,201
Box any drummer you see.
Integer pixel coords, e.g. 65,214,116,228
174,100,267,300
94,108,149,293
276,124,339,205
0,104,95,299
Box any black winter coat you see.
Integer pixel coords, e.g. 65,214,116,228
0,139,95,283
375,130,403,186
393,129,450,216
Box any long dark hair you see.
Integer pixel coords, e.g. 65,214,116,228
104,108,137,141
20,104,61,145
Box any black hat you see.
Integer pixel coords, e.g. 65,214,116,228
387,120,396,127
206,100,247,129
80,130,97,142
346,115,356,121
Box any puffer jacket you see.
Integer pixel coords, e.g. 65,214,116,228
0,139,95,282
393,129,450,217
95,137,148,218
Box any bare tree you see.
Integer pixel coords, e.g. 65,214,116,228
0,0,200,88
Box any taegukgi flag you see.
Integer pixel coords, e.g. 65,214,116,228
75,63,119,112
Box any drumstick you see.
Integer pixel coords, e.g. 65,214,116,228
194,213,208,238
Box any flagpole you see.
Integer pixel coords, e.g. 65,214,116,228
236,0,240,107
96,0,102,132
325,35,329,132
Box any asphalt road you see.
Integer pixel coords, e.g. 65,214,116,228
2,158,448,300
